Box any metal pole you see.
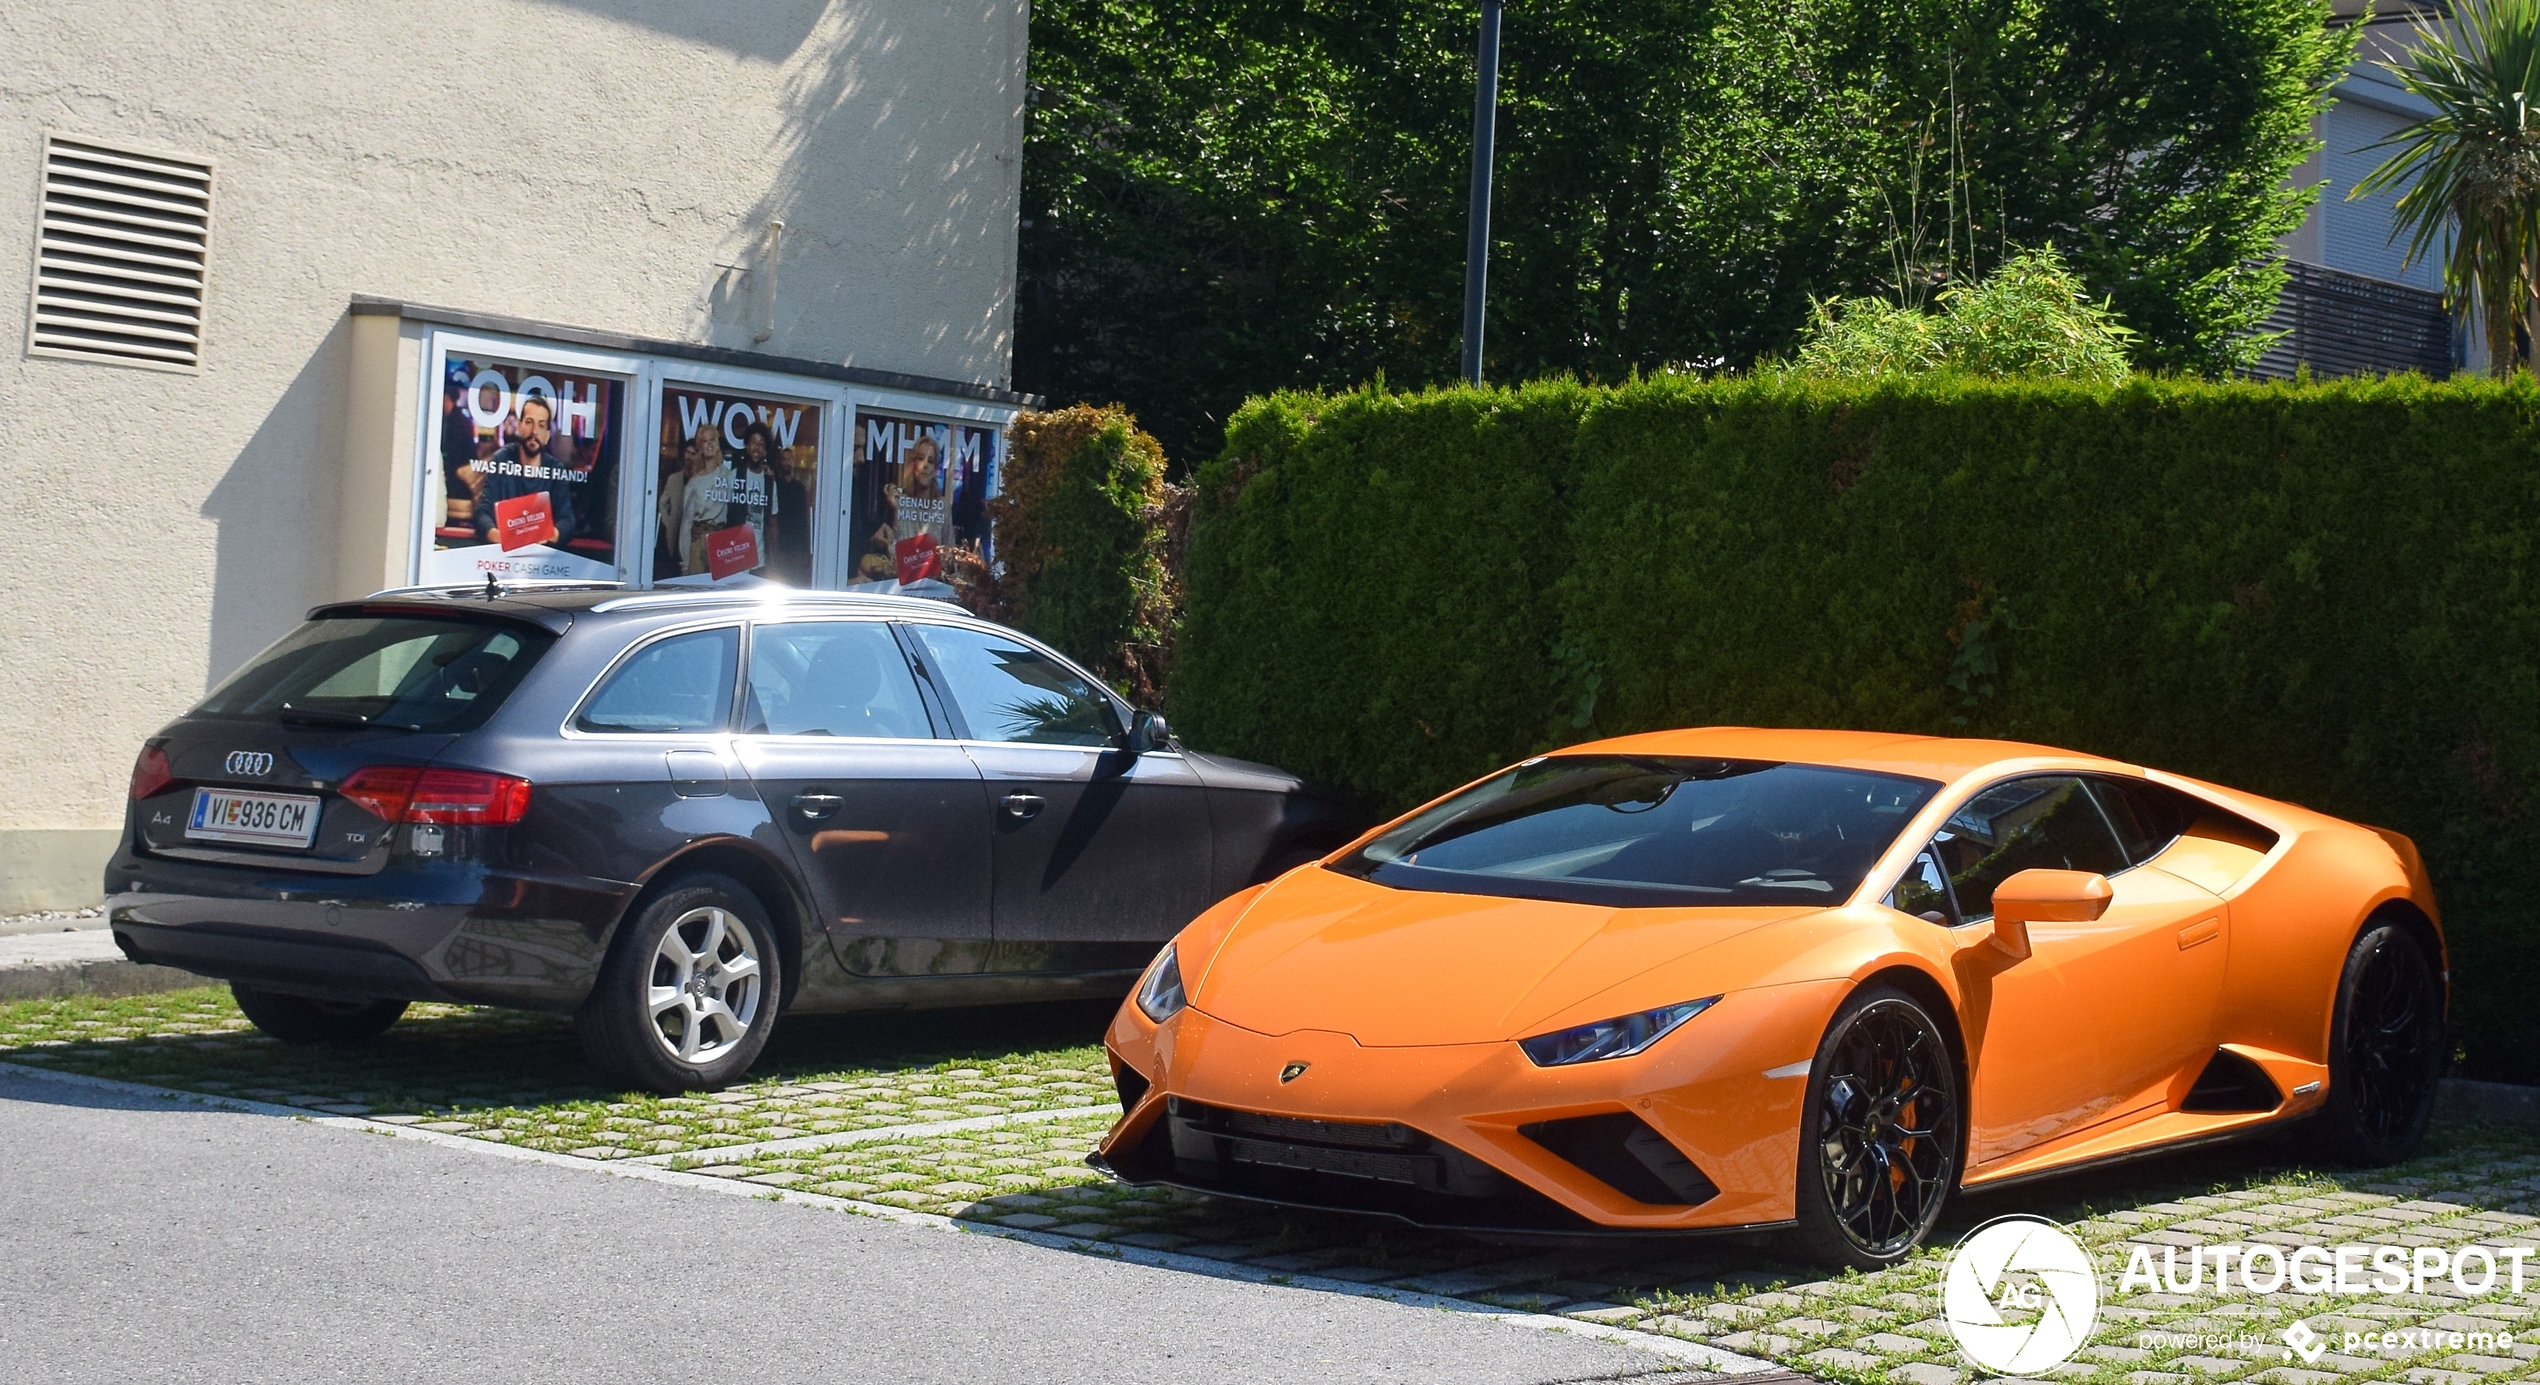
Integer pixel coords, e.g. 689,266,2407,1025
1461,0,1503,387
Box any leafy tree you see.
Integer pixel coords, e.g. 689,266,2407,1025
1017,0,2352,464
2354,0,2540,376
1829,0,2353,375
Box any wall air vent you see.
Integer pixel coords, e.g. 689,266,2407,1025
27,134,213,371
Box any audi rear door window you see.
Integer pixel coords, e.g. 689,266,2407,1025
744,622,934,739
905,624,1117,746
195,616,553,733
1332,755,1940,908
576,627,740,733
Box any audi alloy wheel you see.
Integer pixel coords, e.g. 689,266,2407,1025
578,873,784,1093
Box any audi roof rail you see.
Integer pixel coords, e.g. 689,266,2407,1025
585,587,963,616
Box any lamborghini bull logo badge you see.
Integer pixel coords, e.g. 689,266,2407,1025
1279,1061,1310,1084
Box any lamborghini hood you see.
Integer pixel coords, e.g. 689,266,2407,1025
1188,865,1818,1047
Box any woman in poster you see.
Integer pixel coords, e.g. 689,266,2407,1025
897,433,954,542
677,422,732,575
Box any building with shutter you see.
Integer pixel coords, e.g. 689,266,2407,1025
1,1,1034,911
2256,0,2467,379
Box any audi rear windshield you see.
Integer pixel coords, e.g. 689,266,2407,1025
194,615,555,734
1331,755,1942,908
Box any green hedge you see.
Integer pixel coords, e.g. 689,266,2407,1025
1174,374,2540,1081
988,406,1176,704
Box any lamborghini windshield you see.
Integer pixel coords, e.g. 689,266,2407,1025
1332,755,1941,908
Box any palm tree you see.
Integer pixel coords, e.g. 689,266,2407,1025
2353,0,2540,376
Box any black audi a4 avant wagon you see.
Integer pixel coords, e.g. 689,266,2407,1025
107,583,1359,1091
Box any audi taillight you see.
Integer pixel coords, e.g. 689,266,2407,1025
407,769,532,825
340,766,420,822
129,743,174,800
340,766,531,826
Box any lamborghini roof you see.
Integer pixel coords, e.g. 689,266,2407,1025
1568,727,2140,783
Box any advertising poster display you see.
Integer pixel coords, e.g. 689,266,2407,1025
653,385,822,585
423,354,625,584
850,412,998,587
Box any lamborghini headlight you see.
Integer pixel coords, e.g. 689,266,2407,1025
1519,996,1719,1067
1136,944,1187,1023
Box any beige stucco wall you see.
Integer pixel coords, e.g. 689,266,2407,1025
0,0,1029,908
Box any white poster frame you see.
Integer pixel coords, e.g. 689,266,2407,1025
844,387,1021,588
406,331,1020,594
408,328,651,589
643,361,851,590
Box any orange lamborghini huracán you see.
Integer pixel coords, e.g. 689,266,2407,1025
1093,729,2447,1267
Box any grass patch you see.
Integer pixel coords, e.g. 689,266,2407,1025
0,986,1114,1158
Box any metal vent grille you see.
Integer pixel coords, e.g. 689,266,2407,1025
27,134,213,371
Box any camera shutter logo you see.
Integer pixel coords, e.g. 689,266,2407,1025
223,751,274,778
1942,1215,2101,1374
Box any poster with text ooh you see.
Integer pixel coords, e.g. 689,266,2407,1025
850,412,998,589
653,386,822,586
422,354,625,586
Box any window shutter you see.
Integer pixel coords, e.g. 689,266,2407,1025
27,134,213,370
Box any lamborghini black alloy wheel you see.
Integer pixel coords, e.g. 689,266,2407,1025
1813,996,1958,1260
2326,923,2445,1164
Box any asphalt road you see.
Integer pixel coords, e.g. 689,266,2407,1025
0,1069,1672,1385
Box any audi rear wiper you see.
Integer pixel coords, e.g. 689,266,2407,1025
276,703,421,731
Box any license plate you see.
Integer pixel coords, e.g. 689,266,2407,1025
186,787,321,849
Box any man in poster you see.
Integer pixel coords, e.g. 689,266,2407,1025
470,394,577,547
729,422,779,572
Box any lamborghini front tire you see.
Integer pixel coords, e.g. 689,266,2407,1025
1789,984,1963,1269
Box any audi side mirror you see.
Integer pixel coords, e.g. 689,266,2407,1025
1129,709,1172,754
1986,868,2113,960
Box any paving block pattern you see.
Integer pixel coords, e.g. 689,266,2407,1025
5,987,2537,1384
0,987,1112,1158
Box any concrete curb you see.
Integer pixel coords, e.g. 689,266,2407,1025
2433,1076,2540,1129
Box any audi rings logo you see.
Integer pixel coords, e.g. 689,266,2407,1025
223,751,274,777
1942,1216,2101,1374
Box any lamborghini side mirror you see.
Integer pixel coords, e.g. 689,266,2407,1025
1987,869,2113,960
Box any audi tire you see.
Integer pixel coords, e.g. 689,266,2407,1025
230,983,408,1045
577,873,783,1093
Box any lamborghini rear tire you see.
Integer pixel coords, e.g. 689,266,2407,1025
1788,984,1963,1270
2321,921,2445,1166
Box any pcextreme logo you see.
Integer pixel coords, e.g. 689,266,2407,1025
1942,1216,2101,1374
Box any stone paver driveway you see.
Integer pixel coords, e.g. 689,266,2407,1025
6,987,2533,1383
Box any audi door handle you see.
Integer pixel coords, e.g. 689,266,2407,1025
1001,792,1045,821
792,792,845,821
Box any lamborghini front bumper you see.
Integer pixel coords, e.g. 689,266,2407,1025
1094,979,1851,1234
